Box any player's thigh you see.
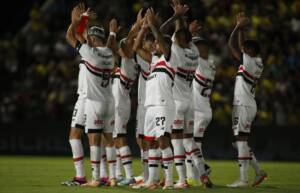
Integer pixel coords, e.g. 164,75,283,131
84,99,106,133
172,100,188,130
103,101,115,134
144,106,156,141
184,103,195,134
136,104,146,138
153,106,175,139
194,109,212,138
232,105,255,136
113,101,131,138
71,98,86,129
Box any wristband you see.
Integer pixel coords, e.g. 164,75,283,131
76,15,89,35
109,32,116,37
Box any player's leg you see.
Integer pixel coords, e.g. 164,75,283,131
228,105,252,188
100,135,109,185
82,99,103,187
157,106,175,190
103,102,117,187
143,106,160,189
171,100,186,185
62,98,86,186
114,103,135,186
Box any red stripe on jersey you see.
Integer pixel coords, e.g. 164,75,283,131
195,72,211,82
154,61,175,75
119,70,134,83
141,69,150,76
84,60,112,73
238,66,256,80
177,67,195,74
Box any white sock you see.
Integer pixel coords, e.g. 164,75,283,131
249,147,261,175
116,150,123,178
236,141,250,182
100,145,107,178
106,146,117,180
161,147,173,186
69,139,85,178
171,139,186,183
142,150,149,182
119,146,134,179
186,154,197,179
147,148,160,184
90,146,101,181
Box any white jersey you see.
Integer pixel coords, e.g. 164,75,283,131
233,53,263,107
136,54,150,105
77,62,87,99
77,43,114,102
144,55,176,107
171,42,200,101
193,57,216,111
112,57,138,105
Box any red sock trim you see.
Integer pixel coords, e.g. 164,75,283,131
73,156,84,162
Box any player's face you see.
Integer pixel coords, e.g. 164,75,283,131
196,43,209,59
143,40,155,53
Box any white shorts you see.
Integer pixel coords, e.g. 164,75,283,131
144,105,175,140
232,105,257,136
71,97,86,129
172,100,194,134
194,109,212,138
84,99,115,134
136,104,146,138
113,98,131,138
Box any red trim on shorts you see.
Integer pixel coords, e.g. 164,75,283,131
174,155,186,159
148,157,161,161
144,136,155,141
73,156,84,162
162,157,174,161
120,154,132,159
186,148,200,155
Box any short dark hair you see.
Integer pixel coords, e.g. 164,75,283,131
163,34,172,48
175,28,192,43
244,40,260,56
145,33,155,42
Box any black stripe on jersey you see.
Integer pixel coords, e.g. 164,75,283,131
152,68,174,81
84,64,105,78
141,73,148,80
194,76,208,87
75,41,82,52
176,72,193,81
111,74,131,90
237,72,255,85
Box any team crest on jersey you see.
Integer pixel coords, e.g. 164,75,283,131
94,119,104,125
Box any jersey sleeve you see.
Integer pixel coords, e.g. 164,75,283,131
169,43,181,69
77,43,93,59
242,53,253,71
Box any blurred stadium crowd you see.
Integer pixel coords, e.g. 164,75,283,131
0,0,299,126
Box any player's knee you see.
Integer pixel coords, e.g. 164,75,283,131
87,133,101,146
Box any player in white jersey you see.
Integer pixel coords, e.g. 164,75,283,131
133,9,175,190
134,33,155,186
112,35,138,185
159,0,212,188
62,4,94,186
227,12,267,188
65,4,121,187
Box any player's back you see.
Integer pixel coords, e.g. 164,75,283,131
78,44,114,102
193,57,216,110
171,42,199,101
144,55,175,107
234,53,263,107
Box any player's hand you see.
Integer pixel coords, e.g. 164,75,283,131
136,8,144,25
84,7,97,20
141,18,149,32
236,12,249,29
109,18,121,33
171,0,189,17
71,3,85,24
189,20,202,35
146,8,157,27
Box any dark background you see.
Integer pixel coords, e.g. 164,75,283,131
0,0,299,160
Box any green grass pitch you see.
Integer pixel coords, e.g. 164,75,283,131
0,156,300,193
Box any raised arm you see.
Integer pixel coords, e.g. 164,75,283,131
189,20,202,37
228,12,249,62
133,19,152,63
106,18,121,52
147,8,170,58
159,0,189,33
